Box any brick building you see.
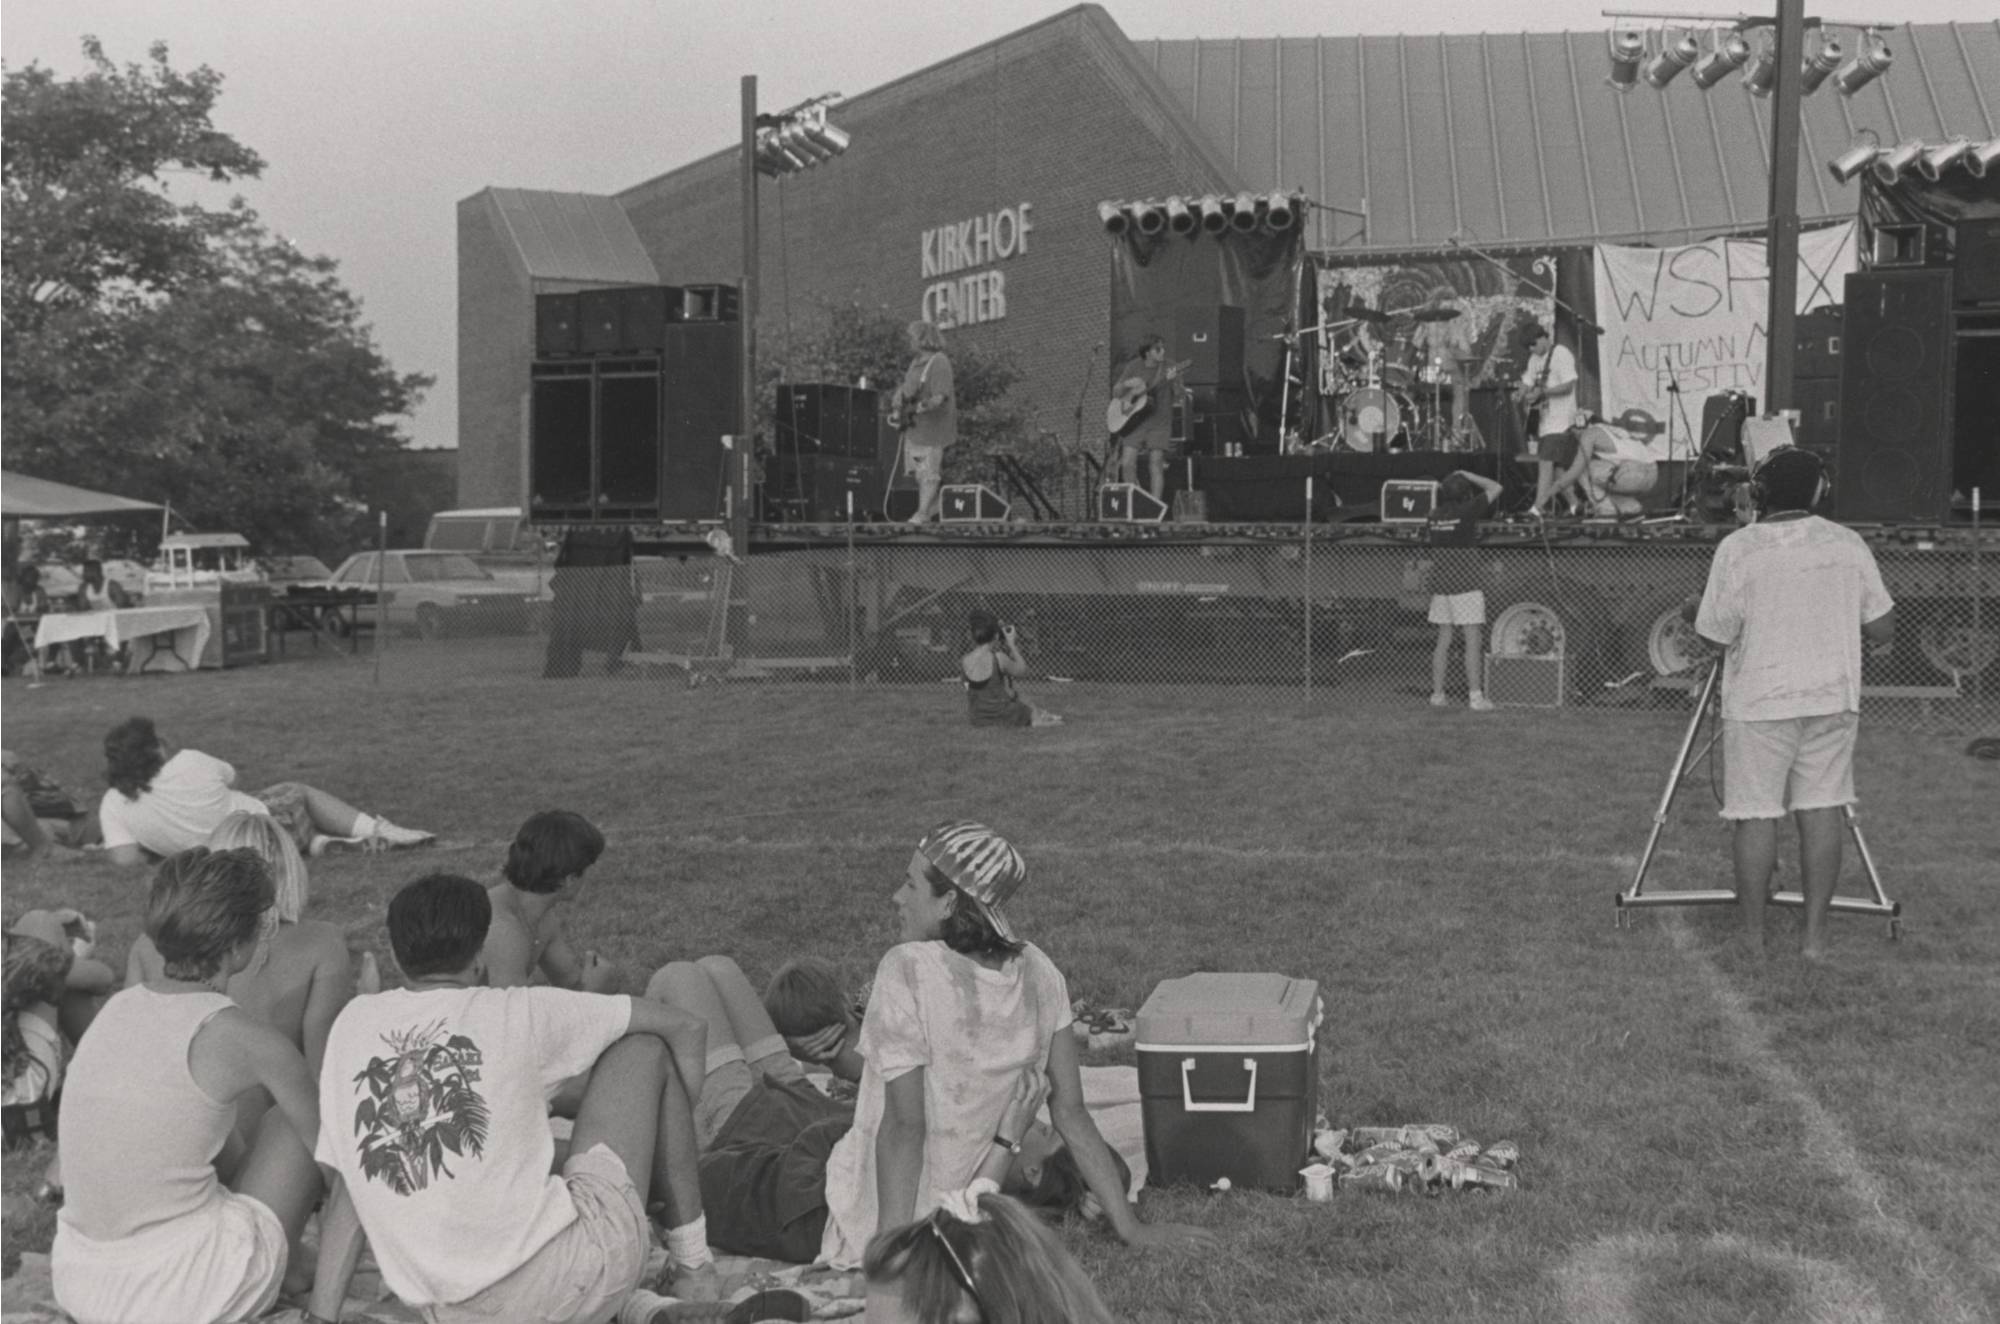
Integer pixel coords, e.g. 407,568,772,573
458,5,1998,508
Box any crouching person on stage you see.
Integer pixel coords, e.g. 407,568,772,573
52,848,324,1324
306,874,720,1324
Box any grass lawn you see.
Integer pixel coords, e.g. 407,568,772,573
3,663,1996,1322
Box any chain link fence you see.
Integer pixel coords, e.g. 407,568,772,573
242,519,1997,730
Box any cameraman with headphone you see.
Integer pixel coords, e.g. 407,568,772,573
1692,447,1896,960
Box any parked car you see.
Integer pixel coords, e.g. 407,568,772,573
259,555,336,588
326,550,538,638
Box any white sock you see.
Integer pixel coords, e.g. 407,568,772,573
350,812,380,838
617,1289,671,1324
665,1215,713,1272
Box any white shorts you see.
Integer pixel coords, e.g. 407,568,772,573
1721,713,1858,820
903,443,944,483
54,1189,286,1324
1428,591,1486,626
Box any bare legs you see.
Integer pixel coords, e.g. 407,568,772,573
227,1103,323,1295
645,955,799,1086
297,785,368,838
1116,446,1166,502
1430,624,1485,704
1731,807,1845,958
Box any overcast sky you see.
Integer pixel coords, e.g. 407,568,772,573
6,1,1991,451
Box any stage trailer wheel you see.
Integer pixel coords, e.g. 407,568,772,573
1486,580,1615,699
1632,595,1713,678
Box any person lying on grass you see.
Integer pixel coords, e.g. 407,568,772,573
127,812,356,1105
97,716,433,867
649,820,1217,1267
307,873,724,1324
53,847,324,1324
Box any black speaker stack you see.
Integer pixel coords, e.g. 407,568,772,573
1791,304,1842,464
529,285,740,524
768,383,887,522
1167,305,1248,455
1835,269,1955,523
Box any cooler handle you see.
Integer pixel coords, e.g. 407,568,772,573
1180,1056,1259,1113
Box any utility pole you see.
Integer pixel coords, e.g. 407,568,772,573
735,75,758,559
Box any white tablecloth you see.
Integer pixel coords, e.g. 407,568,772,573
35,605,213,673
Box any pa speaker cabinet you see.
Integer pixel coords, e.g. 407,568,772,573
592,356,664,520
1793,305,1843,379
662,323,739,521
1171,305,1246,386
940,484,1010,523
580,285,676,353
529,360,596,522
1381,479,1439,524
1794,377,1840,452
1487,654,1565,708
1835,269,1954,522
1099,484,1167,522
777,384,881,459
1186,386,1250,454
1955,219,2000,305
1869,222,1947,270
780,454,879,522
678,284,741,322
536,293,581,356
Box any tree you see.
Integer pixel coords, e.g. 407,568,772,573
761,299,1062,495
2,39,430,555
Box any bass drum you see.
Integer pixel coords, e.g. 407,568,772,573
1341,386,1410,451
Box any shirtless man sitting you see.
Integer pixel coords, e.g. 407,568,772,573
484,810,620,994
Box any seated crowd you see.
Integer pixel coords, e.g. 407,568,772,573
4,773,1203,1323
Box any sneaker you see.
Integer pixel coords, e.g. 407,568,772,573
308,834,378,857
370,820,434,849
1469,694,1496,712
1429,692,1449,707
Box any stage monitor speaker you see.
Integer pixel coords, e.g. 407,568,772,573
593,357,663,520
662,323,739,521
1868,222,1947,269
529,360,595,522
777,384,881,459
1099,484,1167,522
1171,305,1246,386
1955,219,2000,305
1793,305,1843,379
1698,391,1755,460
536,293,580,356
1835,268,1955,522
1380,480,1439,524
580,286,676,353
940,484,1010,522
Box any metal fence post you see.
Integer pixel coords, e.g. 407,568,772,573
1973,487,1983,716
372,510,386,687
1303,476,1314,699
847,490,858,691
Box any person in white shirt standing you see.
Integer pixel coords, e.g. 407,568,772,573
1694,448,1896,959
1514,323,1581,517
306,873,725,1324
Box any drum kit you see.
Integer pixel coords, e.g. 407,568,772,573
1316,303,1478,453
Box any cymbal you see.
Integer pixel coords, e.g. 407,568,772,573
1408,306,1463,323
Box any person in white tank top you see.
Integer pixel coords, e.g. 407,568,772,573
53,847,325,1324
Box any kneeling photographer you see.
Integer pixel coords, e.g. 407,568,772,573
961,609,1063,728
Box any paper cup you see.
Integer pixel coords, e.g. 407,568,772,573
1300,1163,1335,1203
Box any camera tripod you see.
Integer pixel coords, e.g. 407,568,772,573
1615,659,1900,938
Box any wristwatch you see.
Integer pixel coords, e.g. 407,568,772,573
992,1133,1022,1155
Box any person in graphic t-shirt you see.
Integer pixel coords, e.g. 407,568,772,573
1424,470,1504,712
307,874,725,1324
1514,323,1580,517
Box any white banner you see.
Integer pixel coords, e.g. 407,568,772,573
1593,222,1855,459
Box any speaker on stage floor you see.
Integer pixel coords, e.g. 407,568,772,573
770,453,879,522
662,323,738,521
529,360,595,522
940,484,1010,522
528,355,663,522
777,384,881,459
1955,219,2000,305
1099,484,1167,522
1836,269,1955,523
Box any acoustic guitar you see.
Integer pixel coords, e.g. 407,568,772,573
1105,358,1192,437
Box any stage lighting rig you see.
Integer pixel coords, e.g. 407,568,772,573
1799,29,1844,92
1742,35,1779,96
1832,29,1892,96
1917,138,1972,181
1606,29,1646,90
1690,30,1752,89
754,98,850,178
1970,140,2000,179
1642,30,1702,87
1869,139,1924,183
1825,132,1880,183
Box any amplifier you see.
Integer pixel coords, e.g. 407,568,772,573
940,484,1010,522
1487,654,1565,708
1381,480,1439,524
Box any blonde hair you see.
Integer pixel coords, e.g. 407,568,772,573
907,319,946,353
863,1194,1116,1324
209,811,309,923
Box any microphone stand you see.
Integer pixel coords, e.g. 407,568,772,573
1072,344,1103,514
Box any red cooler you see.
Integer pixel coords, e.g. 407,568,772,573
1136,972,1322,1192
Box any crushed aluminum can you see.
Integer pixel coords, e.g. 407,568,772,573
1481,1139,1520,1169
1451,1162,1518,1192
1338,1164,1404,1194
1444,1141,1481,1163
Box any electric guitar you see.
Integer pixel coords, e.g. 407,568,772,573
1105,359,1192,436
889,353,946,433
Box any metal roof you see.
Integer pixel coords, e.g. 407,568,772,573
478,187,660,284
1137,22,2000,252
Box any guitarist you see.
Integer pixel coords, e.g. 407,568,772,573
1109,335,1184,504
890,319,956,524
1514,322,1579,518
